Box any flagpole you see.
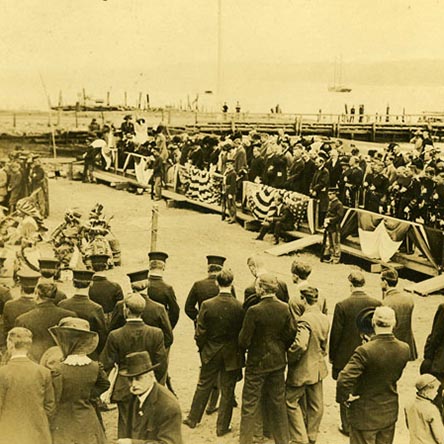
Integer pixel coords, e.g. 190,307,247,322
39,73,57,160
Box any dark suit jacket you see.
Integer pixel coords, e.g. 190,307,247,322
3,297,36,335
383,288,417,361
310,167,330,212
100,320,167,401
120,382,183,444
239,296,295,373
0,356,55,444
109,297,174,348
196,292,245,371
329,290,382,376
147,275,180,329
88,275,124,314
337,334,410,430
287,158,305,192
15,301,76,362
185,274,236,321
0,285,12,315
424,303,444,375
58,294,107,356
244,278,289,309
326,158,342,187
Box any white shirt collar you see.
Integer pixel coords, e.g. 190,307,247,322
10,353,28,360
138,383,155,407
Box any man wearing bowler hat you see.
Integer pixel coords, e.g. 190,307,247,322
337,306,410,444
118,351,183,444
16,281,76,362
38,257,67,304
59,269,107,358
3,270,38,336
109,269,173,350
147,251,180,330
100,293,167,437
185,255,235,323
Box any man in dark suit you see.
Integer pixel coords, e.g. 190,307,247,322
309,153,330,225
244,255,289,309
89,270,124,326
118,351,183,444
3,271,38,336
0,327,55,444
239,273,295,444
183,269,245,436
337,306,410,444
100,293,167,437
381,268,417,361
323,187,345,264
109,269,173,349
147,251,180,330
329,270,382,436
185,255,233,322
325,149,342,188
286,146,306,193
58,269,107,358
15,282,76,362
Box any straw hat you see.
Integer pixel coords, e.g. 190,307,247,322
49,317,99,357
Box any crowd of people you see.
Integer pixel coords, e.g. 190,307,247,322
0,147,49,217
0,249,444,444
88,117,443,231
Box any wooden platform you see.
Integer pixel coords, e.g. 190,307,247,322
405,275,444,296
265,234,323,256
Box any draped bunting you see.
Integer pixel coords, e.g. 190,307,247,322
177,165,222,204
243,181,315,234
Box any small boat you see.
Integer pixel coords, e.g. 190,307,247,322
328,56,352,93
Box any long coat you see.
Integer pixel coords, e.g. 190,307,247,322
58,294,108,357
15,301,76,362
310,167,330,212
424,303,444,376
196,292,245,371
100,320,167,402
3,297,36,335
51,361,109,444
383,287,417,360
287,305,329,387
147,275,180,329
89,275,124,314
239,296,294,373
329,290,382,378
0,356,55,444
337,334,410,431
121,382,183,444
109,297,174,348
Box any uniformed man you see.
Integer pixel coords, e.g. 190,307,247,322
309,153,330,226
363,160,389,213
323,188,345,264
147,251,180,330
342,156,364,208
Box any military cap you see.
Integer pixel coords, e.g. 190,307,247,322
206,255,226,266
38,258,60,278
17,270,41,289
72,269,95,284
89,254,109,272
328,187,339,193
148,251,168,262
127,269,149,283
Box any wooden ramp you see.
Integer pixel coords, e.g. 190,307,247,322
94,170,129,187
405,274,444,297
265,234,323,256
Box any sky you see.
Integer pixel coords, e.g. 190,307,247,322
1,0,444,110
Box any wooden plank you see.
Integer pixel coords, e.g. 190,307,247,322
405,274,444,296
341,244,405,271
265,234,323,257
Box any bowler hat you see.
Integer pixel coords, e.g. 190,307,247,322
127,269,149,283
148,251,168,262
89,254,109,271
72,269,95,284
119,351,160,377
38,258,60,278
206,255,226,266
49,317,99,357
17,270,41,289
356,307,376,335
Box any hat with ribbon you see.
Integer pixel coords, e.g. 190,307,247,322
49,317,99,358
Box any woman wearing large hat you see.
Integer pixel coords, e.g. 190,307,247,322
49,317,110,444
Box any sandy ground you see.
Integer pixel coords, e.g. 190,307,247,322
5,177,443,444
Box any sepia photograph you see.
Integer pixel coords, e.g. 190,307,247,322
1,1,444,443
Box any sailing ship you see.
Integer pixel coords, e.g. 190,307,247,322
328,56,352,93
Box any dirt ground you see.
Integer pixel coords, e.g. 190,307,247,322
10,177,444,444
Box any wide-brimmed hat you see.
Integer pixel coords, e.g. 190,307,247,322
49,317,99,357
119,351,160,377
